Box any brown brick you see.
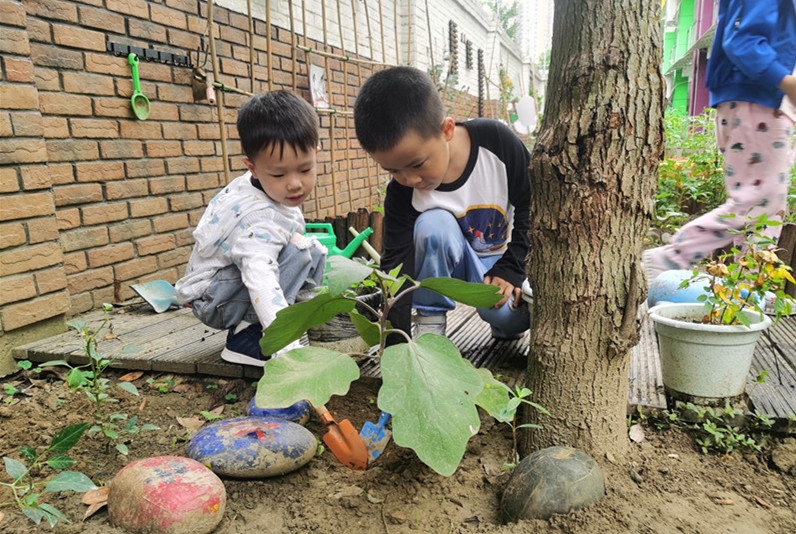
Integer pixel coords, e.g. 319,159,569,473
68,291,92,315
40,116,70,138
4,57,34,83
113,256,158,281
162,121,196,140
78,5,125,31
25,0,77,22
106,0,149,19
83,53,128,77
126,159,165,178
0,84,38,109
0,138,47,164
175,226,196,246
165,0,199,14
75,161,125,182
156,83,193,103
67,267,113,293
152,213,188,233
20,166,52,191
129,197,168,218
146,102,180,122
30,43,83,70
35,266,67,294
52,23,105,51
11,111,44,137
26,217,59,243
86,242,134,268
45,139,98,162
136,234,175,256
183,140,216,157
178,105,213,123
145,140,181,158
0,222,26,248
120,120,162,139
39,92,92,116
49,163,75,185
166,28,200,52
148,175,185,195
25,17,51,44
105,179,148,200
0,291,69,330
0,274,36,305
62,71,115,96
93,97,131,118
197,124,222,140
0,192,54,221
0,0,27,27
127,17,167,43
199,160,225,175
0,167,19,192
0,27,29,55
150,4,187,29
132,61,172,84
169,193,203,212
62,251,86,274
108,219,151,243
99,140,143,159
0,112,11,137
69,118,119,138
187,173,220,191
0,242,62,276
34,68,60,92
55,208,80,230
157,246,191,269
166,157,200,174
81,202,129,225
220,58,250,78
60,226,108,252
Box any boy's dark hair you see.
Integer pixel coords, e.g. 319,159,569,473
354,66,444,153
237,90,319,160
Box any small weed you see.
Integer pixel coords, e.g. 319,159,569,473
146,377,176,393
206,384,219,390
224,393,238,402
199,410,223,421
0,424,95,526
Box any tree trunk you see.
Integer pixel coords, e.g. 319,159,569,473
522,0,664,458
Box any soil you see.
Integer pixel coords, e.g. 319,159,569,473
1,368,795,534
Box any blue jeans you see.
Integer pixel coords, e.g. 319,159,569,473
191,240,326,330
413,209,531,338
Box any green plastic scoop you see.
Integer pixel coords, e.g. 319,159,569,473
127,53,150,120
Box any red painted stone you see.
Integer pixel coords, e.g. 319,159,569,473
108,456,226,534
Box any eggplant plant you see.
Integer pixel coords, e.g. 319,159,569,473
255,255,525,476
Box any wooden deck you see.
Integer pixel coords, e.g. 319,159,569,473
11,301,796,424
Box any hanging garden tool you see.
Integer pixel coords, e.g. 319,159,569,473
312,403,368,471
127,53,150,120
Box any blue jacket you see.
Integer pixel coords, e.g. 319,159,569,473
707,0,796,109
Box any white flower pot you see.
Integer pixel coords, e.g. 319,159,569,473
648,303,772,404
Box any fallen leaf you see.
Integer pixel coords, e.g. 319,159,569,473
118,371,144,382
102,333,118,341
628,424,645,443
81,486,109,505
206,405,224,417
138,398,147,412
83,502,107,520
463,516,480,525
753,496,771,508
712,498,734,505
173,384,193,393
365,492,383,504
177,416,205,433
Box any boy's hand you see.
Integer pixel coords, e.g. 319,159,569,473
482,275,520,309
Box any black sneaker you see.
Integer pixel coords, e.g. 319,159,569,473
220,323,269,367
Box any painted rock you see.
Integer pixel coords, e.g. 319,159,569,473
502,446,605,522
187,416,316,478
648,269,710,307
246,397,312,425
108,455,225,534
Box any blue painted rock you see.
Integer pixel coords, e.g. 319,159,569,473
648,269,710,307
502,446,605,522
108,456,225,534
246,398,312,426
188,417,316,478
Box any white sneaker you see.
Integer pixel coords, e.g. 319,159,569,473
414,314,447,338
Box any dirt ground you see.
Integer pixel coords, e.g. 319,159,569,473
1,367,795,534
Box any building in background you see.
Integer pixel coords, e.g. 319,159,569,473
662,0,718,115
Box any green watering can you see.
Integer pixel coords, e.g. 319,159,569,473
305,223,373,258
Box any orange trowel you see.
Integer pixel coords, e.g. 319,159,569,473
313,404,368,471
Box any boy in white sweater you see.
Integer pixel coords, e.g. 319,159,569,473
176,91,326,366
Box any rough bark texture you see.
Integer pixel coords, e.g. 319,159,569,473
522,0,664,457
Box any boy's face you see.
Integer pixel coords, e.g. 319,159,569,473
244,143,317,207
370,118,455,191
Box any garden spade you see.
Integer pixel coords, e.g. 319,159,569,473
127,53,150,120
313,404,368,471
130,280,180,313
360,411,391,463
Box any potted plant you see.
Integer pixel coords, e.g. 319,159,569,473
648,216,795,405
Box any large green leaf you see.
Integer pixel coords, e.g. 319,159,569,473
418,278,502,308
44,455,75,470
326,256,375,295
43,471,96,493
349,309,383,347
378,335,484,476
4,456,27,481
48,424,89,453
473,368,513,422
260,293,355,354
255,347,360,408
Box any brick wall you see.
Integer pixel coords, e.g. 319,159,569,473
0,0,515,370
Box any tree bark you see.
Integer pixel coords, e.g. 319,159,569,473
522,0,664,458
